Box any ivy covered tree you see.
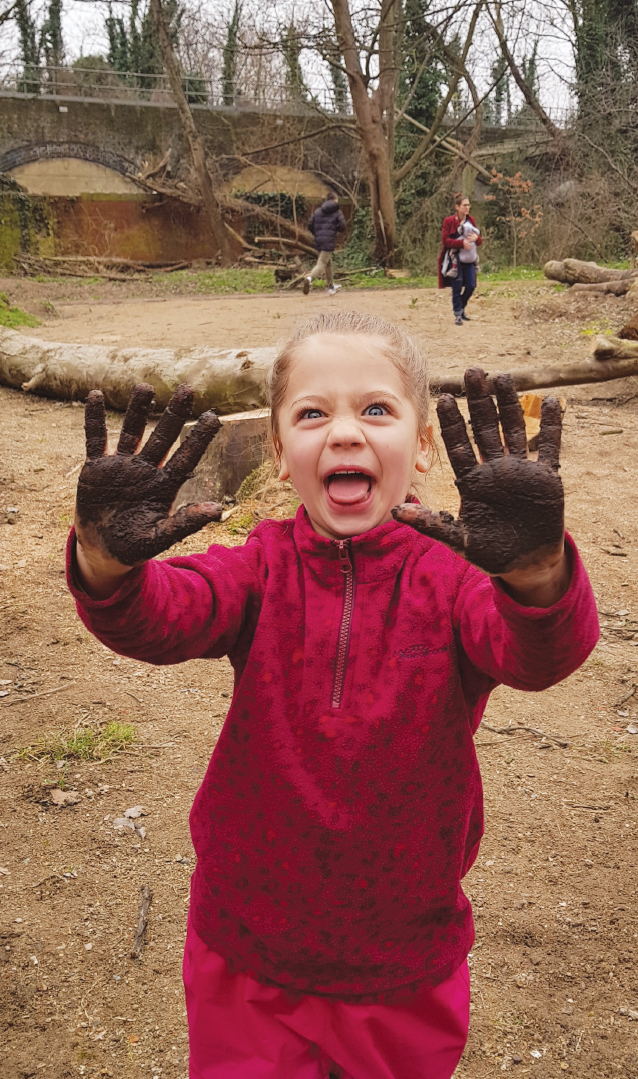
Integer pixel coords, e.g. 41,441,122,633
106,0,183,87
399,0,447,129
15,0,40,92
281,21,307,102
222,0,241,106
40,0,64,71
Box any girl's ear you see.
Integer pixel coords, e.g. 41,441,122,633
415,425,433,474
278,450,290,482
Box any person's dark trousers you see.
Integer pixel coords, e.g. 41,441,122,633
451,263,476,315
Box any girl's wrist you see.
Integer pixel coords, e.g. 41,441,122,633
74,533,134,600
497,543,571,608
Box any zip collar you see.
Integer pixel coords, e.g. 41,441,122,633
292,505,419,584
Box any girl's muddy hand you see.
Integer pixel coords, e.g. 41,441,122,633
392,369,565,576
75,383,223,567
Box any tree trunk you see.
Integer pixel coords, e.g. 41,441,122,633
331,0,397,264
150,0,234,267
0,328,273,415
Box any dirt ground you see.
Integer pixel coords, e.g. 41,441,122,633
2,278,638,1079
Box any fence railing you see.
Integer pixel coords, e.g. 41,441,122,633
0,62,572,129
0,63,352,115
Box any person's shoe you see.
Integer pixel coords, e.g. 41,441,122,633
455,313,463,325
462,311,471,321
303,276,312,295
327,283,341,296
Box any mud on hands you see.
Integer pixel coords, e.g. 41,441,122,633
393,368,564,576
76,383,223,566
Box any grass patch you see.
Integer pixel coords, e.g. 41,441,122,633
0,291,40,328
580,318,614,337
480,266,545,283
155,267,277,294
18,721,136,763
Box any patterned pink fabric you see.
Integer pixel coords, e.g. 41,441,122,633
67,509,598,1000
183,919,470,1079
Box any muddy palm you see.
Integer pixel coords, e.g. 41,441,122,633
76,383,223,566
393,368,564,576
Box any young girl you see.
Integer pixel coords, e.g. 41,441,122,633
68,311,598,1079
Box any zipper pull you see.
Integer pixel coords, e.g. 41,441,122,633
336,539,352,574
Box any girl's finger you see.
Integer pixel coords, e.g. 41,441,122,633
84,389,108,459
392,504,465,553
493,374,527,458
437,394,477,478
139,384,194,466
465,367,504,461
164,411,222,483
538,397,562,472
116,383,155,456
147,502,224,555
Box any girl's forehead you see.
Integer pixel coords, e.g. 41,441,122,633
290,332,397,371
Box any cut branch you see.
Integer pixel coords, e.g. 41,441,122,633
433,348,638,395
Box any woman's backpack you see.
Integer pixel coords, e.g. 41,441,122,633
441,249,459,279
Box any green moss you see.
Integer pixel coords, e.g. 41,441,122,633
0,292,39,328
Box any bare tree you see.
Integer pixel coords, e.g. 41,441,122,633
150,0,234,265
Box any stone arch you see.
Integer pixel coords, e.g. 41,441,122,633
0,142,136,178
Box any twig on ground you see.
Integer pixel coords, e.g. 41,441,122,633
131,884,153,959
2,681,76,707
481,722,569,748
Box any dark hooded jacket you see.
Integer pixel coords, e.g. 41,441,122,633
308,199,347,252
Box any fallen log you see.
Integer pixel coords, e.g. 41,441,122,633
571,280,634,296
0,328,274,415
544,257,638,286
4,328,638,411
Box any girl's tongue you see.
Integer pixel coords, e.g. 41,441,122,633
327,473,371,505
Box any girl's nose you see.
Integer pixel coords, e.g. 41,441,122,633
328,416,365,447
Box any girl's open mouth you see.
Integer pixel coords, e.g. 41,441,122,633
325,470,374,506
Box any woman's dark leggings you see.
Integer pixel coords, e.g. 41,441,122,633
451,263,476,315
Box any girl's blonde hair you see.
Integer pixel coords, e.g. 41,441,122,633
267,310,431,452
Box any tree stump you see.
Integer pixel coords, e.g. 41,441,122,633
175,408,271,506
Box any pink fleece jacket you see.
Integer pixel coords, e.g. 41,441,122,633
67,509,598,1001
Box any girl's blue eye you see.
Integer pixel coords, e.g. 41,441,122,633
303,409,323,420
365,404,387,417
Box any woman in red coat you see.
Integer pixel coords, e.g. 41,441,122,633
438,193,482,326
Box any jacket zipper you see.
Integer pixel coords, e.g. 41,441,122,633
331,539,355,709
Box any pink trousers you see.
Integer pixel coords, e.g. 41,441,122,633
183,922,470,1079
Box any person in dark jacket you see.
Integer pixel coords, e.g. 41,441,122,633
438,193,483,325
304,192,347,296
